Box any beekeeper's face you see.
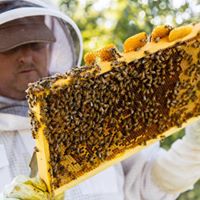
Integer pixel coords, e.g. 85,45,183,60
0,43,50,100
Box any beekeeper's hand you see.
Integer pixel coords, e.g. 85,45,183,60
151,118,200,194
3,175,49,200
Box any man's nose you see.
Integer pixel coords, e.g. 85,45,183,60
17,46,34,64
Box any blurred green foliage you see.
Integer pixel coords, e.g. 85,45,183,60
59,0,199,56
58,0,199,199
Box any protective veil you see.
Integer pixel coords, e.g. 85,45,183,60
0,0,83,74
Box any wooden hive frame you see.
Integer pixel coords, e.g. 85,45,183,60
27,22,200,198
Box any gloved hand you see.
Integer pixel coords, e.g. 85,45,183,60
151,119,200,194
3,175,49,200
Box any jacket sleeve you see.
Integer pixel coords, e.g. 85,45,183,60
121,143,180,200
122,120,200,200
151,120,200,194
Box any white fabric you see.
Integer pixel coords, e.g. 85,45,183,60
78,167,118,194
0,145,9,168
122,144,180,200
0,114,30,131
151,137,200,194
0,144,11,191
0,96,27,106
0,114,34,193
185,118,200,145
65,164,124,200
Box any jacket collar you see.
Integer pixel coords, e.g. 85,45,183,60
0,113,31,131
0,96,30,131
0,96,28,117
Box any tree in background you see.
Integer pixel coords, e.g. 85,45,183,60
58,0,199,199
59,0,199,54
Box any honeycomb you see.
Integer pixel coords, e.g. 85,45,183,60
26,22,200,198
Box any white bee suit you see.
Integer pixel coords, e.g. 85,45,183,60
0,113,33,192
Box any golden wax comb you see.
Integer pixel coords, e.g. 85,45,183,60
27,22,200,198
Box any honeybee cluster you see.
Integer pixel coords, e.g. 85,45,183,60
27,25,200,191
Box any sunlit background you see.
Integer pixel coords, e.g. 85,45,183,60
53,0,199,199
55,0,199,53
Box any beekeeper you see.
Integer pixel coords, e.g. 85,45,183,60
0,0,199,200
